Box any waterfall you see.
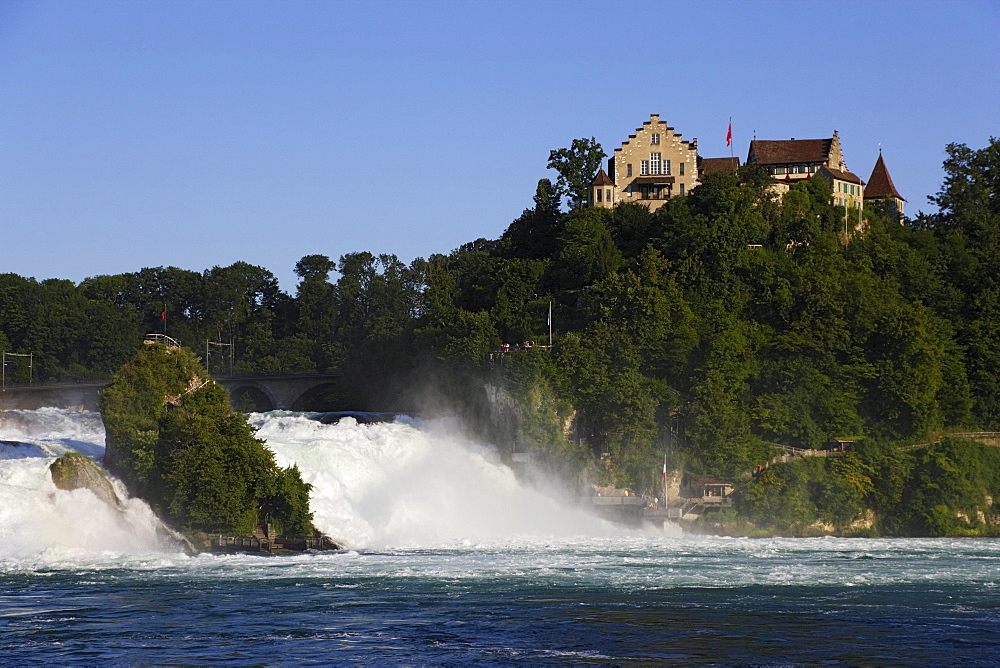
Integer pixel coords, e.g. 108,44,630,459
250,412,618,549
0,408,647,561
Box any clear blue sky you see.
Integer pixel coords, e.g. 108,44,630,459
2,0,997,292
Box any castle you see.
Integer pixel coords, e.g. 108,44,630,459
590,114,905,218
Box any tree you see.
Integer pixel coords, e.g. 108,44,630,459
920,138,1000,425
547,137,607,210
549,207,621,291
500,178,563,260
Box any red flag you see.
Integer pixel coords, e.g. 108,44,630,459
726,121,732,147
662,454,667,479
160,309,167,321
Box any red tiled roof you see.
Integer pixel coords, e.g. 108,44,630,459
591,168,614,186
749,138,831,165
820,165,864,185
699,156,740,175
864,154,906,201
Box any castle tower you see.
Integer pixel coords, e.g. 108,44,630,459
864,152,906,220
591,167,615,208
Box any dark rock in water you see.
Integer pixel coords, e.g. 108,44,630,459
312,411,403,425
49,452,123,509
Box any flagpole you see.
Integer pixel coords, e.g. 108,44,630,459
662,453,668,513
548,300,552,347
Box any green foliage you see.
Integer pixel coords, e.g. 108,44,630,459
547,137,606,210
6,138,1000,538
901,438,1000,536
100,344,315,535
739,437,1000,537
550,207,622,291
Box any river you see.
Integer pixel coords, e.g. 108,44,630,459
1,408,998,663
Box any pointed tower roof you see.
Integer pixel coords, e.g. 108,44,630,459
865,154,906,202
591,168,614,186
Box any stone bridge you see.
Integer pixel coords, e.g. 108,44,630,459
0,372,344,413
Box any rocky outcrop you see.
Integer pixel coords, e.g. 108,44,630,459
49,452,123,509
49,452,197,553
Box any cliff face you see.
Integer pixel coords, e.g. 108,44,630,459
483,383,524,456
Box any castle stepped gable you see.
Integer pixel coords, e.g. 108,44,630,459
592,113,699,212
865,154,905,201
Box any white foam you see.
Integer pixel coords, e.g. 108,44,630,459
0,457,170,566
250,412,636,549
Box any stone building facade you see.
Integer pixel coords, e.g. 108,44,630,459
590,114,699,212
589,120,903,232
745,131,866,203
816,165,865,210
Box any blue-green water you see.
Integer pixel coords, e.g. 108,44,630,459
3,539,1000,664
2,410,998,664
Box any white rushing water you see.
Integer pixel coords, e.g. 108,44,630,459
0,409,167,563
0,408,653,563
250,412,626,548
2,407,1000,608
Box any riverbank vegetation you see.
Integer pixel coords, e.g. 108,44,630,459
3,137,999,536
714,437,1000,537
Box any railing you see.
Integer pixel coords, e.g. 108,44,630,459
902,432,1000,451
590,496,647,507
212,536,270,552
144,334,181,348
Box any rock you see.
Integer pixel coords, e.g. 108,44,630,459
49,452,123,509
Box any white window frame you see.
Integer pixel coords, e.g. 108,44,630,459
641,160,649,176
650,153,661,175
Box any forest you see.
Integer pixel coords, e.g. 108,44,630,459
2,138,999,530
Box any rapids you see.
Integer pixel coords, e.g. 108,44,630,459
2,409,999,663
0,407,639,559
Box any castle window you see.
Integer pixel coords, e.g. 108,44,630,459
627,163,633,177
772,166,787,175
679,183,685,196
651,133,661,145
596,189,602,203
641,160,649,176
650,153,661,175
606,189,611,201
679,162,685,176
665,159,671,175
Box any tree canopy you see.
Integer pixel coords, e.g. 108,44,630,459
5,137,1000,513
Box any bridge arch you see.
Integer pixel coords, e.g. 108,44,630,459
229,384,278,413
290,382,344,412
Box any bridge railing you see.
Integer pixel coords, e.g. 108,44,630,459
144,334,181,348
